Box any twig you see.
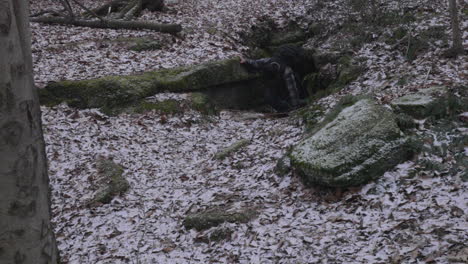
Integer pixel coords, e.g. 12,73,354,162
423,66,432,83
30,9,64,18
405,28,412,59
59,0,75,20
69,0,105,22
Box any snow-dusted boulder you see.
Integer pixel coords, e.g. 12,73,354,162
391,86,451,119
290,99,413,187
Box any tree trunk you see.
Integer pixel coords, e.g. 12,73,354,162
448,0,464,55
0,0,59,263
30,16,182,33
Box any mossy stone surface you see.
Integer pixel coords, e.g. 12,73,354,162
183,208,257,231
391,86,450,119
129,38,162,51
91,159,129,204
290,99,413,187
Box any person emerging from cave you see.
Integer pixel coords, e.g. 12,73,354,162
240,45,310,112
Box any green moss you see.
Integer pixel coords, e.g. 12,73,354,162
214,139,250,160
396,113,417,130
91,159,129,204
209,228,233,242
129,38,162,52
270,27,308,46
135,100,183,114
336,64,365,86
290,98,414,187
295,103,325,132
39,58,253,111
190,92,217,115
183,208,257,231
207,27,218,35
391,86,451,119
247,48,272,59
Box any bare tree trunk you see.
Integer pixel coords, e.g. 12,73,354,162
30,16,182,33
448,0,464,55
0,0,59,263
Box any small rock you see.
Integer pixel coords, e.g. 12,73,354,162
183,207,257,231
89,158,129,205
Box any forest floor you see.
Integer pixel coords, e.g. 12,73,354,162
31,0,467,263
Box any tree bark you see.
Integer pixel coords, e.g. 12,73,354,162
448,0,464,55
0,0,59,263
30,16,182,33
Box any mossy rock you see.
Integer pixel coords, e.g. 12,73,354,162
391,86,452,119
290,99,415,187
129,38,162,52
184,207,257,231
91,159,129,204
39,58,253,111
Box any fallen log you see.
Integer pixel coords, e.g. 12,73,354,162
30,16,182,33
39,58,261,111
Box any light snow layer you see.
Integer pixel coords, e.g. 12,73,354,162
31,0,468,263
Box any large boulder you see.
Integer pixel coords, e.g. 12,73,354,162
290,99,413,187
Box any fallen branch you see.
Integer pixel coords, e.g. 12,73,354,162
70,0,105,22
30,16,182,33
214,139,251,160
30,9,64,18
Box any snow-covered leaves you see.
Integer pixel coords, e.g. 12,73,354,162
32,0,468,263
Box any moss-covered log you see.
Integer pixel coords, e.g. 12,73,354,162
30,16,181,33
39,58,255,110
